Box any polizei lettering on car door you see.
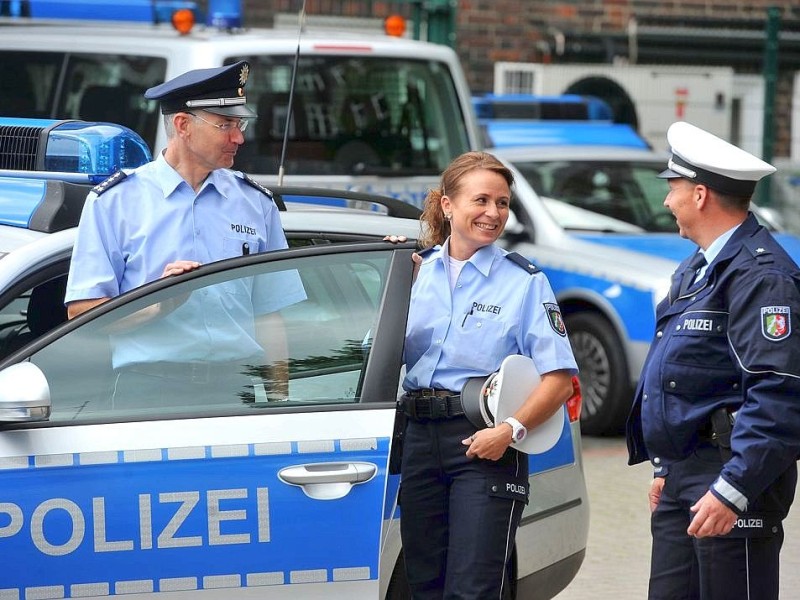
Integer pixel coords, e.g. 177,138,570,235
0,436,388,596
0,487,271,556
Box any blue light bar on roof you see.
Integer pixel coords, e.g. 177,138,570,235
206,0,241,28
0,118,151,183
482,121,649,149
14,0,200,24
472,93,613,121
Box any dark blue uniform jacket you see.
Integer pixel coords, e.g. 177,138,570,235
627,213,800,512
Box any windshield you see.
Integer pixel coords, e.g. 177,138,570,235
228,55,470,178
0,50,167,149
514,159,677,232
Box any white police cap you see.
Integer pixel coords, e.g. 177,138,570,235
658,121,776,197
461,355,566,454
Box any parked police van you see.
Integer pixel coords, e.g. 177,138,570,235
0,0,481,207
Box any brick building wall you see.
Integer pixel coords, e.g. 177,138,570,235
244,0,800,155
457,1,799,89
454,1,800,155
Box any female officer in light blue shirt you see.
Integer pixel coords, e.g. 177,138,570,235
399,151,578,599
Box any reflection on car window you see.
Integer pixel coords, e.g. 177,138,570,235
28,251,392,422
517,160,675,232
0,276,69,360
228,55,469,177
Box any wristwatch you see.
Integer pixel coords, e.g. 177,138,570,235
503,417,527,444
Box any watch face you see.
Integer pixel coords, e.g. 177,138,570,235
514,428,525,441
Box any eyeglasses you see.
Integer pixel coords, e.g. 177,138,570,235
188,112,250,133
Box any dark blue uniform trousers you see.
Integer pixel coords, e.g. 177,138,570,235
399,415,528,600
649,445,791,600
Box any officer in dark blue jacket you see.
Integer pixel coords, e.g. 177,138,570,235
627,121,800,600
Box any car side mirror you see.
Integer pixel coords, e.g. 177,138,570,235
503,209,528,242
0,363,51,422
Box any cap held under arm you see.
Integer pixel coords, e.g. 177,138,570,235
460,354,566,454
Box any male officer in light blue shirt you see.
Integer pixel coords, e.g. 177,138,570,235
65,61,305,404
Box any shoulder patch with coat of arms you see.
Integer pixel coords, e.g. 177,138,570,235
544,302,567,337
761,306,791,341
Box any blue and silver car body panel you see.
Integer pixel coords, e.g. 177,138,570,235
516,237,676,387
516,418,587,595
0,409,396,598
0,178,51,229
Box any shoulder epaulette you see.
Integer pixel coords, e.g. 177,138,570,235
743,239,775,266
241,173,273,198
416,246,436,258
506,252,540,274
91,170,128,195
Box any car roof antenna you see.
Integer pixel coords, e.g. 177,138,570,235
277,0,306,186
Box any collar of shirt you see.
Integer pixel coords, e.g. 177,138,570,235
153,152,232,200
439,238,496,278
697,222,741,280
153,151,189,198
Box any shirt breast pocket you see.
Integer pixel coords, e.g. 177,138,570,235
222,236,253,259
662,312,738,397
667,312,729,368
449,315,506,373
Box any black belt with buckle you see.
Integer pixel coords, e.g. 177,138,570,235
400,389,464,420
120,360,252,385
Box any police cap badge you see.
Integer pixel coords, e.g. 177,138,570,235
145,61,255,118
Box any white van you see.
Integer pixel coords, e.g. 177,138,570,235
0,8,481,207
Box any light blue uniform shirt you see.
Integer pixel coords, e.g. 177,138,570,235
66,153,306,367
403,241,578,392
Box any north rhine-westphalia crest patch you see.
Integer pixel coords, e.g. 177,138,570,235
544,303,567,337
761,306,791,341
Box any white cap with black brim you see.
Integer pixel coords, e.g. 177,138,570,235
658,121,776,197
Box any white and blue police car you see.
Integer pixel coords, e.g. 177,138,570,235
493,144,800,435
0,119,588,599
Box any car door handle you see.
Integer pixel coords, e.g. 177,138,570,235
278,462,377,500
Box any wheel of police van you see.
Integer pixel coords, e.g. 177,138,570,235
564,312,631,436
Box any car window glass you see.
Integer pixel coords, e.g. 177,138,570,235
227,55,470,177
516,159,674,232
26,250,392,423
0,289,29,358
0,276,69,360
0,51,166,151
630,165,674,231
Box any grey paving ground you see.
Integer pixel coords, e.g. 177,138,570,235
554,436,800,599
